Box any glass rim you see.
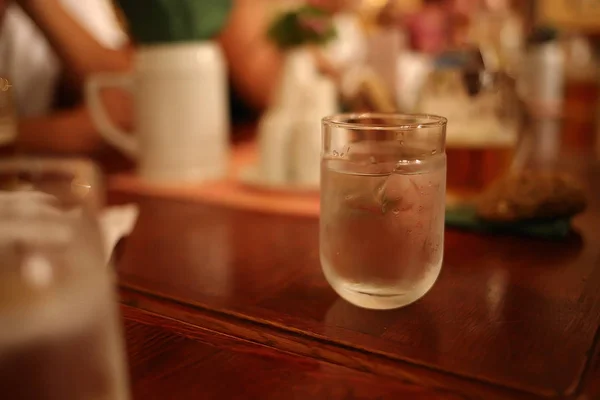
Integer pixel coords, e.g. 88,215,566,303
0,156,98,171
0,157,101,182
322,113,447,131
0,156,103,208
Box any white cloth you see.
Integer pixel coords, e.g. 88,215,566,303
99,203,138,264
0,190,139,265
0,0,127,118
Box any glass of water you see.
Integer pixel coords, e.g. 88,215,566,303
0,158,130,399
320,113,447,310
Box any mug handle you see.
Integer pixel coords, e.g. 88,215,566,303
86,73,138,159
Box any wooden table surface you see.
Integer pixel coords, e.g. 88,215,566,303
107,147,600,400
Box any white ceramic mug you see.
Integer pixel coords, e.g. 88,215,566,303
86,42,229,183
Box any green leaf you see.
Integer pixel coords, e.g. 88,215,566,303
267,5,337,50
116,0,233,44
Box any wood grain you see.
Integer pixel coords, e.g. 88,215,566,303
111,159,600,399
120,288,539,400
122,306,465,400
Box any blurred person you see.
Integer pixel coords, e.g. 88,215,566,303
225,0,366,120
394,0,454,111
447,0,479,48
0,0,311,149
307,0,359,13
0,0,289,152
0,0,133,153
402,0,484,54
405,0,452,54
220,0,285,120
0,0,365,152
468,0,524,73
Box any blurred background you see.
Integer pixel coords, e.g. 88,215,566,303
1,0,599,392
0,0,598,196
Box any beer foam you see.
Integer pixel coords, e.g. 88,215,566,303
419,95,517,148
446,120,517,148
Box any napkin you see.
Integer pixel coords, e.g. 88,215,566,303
445,205,572,239
99,204,139,264
0,191,139,264
115,0,233,44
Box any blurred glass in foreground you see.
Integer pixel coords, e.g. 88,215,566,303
0,158,130,400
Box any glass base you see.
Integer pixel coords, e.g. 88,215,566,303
322,261,442,310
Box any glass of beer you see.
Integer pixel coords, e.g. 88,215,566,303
0,158,130,400
320,113,447,310
416,62,520,203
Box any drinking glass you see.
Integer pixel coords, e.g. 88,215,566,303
415,52,521,202
0,158,130,400
320,113,447,310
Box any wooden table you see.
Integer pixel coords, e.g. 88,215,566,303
109,152,600,399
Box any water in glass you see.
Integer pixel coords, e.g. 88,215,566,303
320,142,446,309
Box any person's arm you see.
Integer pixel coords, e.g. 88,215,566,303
16,91,132,154
17,108,105,154
218,0,283,111
16,0,132,92
13,0,133,154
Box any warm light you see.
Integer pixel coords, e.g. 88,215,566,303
71,180,91,198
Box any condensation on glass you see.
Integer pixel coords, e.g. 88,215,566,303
320,113,447,310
